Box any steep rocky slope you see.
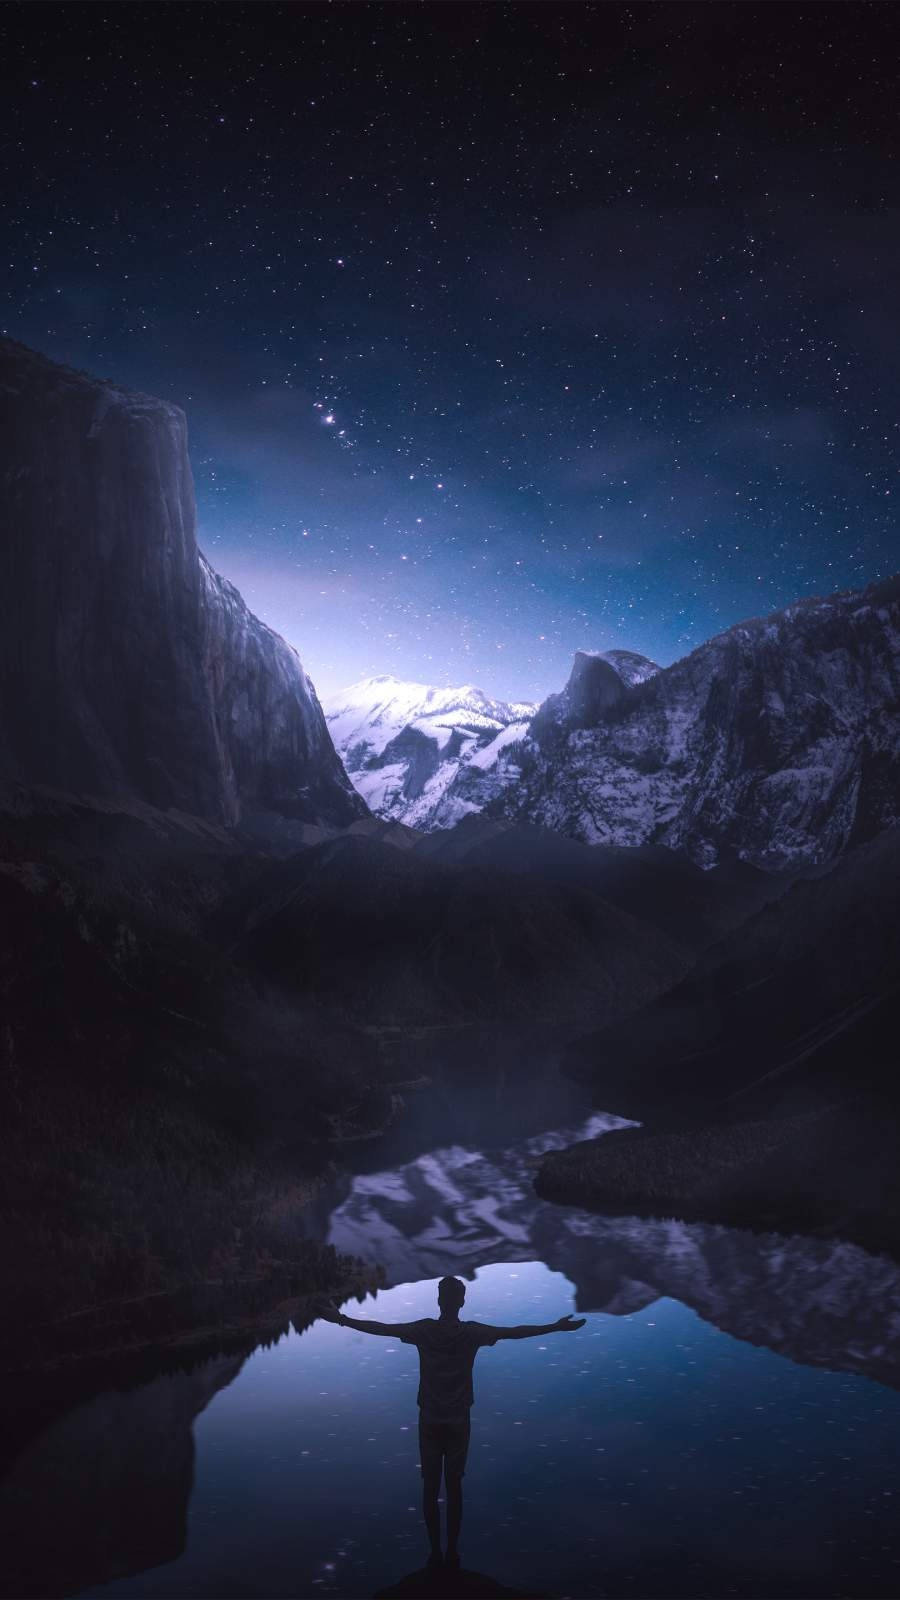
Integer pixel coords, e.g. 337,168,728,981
0,339,363,832
562,823,900,1120
417,816,785,951
492,580,900,869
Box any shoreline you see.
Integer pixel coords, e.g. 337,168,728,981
535,1098,900,1263
0,1260,384,1381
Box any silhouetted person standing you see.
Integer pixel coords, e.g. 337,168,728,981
322,1276,585,1569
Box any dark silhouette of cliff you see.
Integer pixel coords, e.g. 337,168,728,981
0,338,364,834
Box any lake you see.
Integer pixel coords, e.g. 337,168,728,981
4,1081,900,1599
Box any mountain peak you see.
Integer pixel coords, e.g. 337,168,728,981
596,648,660,687
324,674,536,827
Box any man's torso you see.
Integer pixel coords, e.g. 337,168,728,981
401,1318,496,1421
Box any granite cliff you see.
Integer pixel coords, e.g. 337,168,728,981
491,580,900,869
0,339,364,832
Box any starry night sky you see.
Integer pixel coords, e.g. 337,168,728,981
3,2,899,701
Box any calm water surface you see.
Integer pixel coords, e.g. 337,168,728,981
5,1078,900,1600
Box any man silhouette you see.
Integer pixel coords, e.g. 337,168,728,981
322,1276,585,1569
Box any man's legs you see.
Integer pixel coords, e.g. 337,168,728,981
419,1417,468,1565
445,1468,463,1564
422,1466,442,1561
419,1420,443,1562
443,1415,469,1565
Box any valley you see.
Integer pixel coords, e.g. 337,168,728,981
1,337,898,1388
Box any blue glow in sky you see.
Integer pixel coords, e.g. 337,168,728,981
4,5,899,699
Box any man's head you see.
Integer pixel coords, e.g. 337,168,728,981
437,1275,466,1316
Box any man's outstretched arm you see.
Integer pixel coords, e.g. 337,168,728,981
318,1301,419,1338
485,1314,586,1341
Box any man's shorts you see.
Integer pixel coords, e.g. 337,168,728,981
418,1414,471,1479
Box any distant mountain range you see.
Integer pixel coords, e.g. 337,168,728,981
330,581,900,869
323,650,658,833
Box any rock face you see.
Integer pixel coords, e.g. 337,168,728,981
494,581,900,868
324,675,535,828
532,648,658,733
0,339,364,830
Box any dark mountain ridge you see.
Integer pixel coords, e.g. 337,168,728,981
221,831,691,1031
417,815,788,951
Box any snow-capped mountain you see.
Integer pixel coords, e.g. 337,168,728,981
325,653,659,831
492,578,900,869
324,675,536,828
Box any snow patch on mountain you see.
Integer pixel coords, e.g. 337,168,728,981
468,720,532,770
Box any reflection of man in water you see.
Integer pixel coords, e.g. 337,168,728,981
322,1275,585,1569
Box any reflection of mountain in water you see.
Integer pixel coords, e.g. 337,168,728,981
324,1115,900,1390
0,1353,243,1599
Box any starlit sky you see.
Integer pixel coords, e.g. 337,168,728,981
3,3,899,702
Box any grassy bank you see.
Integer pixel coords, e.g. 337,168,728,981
0,1062,381,1373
